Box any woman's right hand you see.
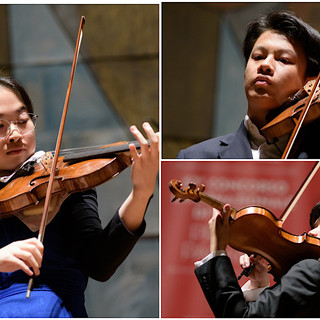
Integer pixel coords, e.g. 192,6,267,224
239,254,270,289
0,238,43,276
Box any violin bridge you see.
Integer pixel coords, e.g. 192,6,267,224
40,152,54,172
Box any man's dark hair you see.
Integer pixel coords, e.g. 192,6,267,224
0,76,34,113
310,202,320,228
243,11,320,78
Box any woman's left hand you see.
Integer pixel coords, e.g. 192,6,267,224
128,122,159,199
118,122,159,231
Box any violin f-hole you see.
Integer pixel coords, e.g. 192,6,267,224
30,174,51,186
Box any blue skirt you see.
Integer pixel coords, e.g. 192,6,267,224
0,283,73,318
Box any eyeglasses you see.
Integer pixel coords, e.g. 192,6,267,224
0,113,38,140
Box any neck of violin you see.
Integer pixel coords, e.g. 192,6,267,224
199,193,237,217
62,141,143,163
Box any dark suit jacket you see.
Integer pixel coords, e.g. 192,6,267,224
177,121,320,159
177,122,252,159
194,255,320,317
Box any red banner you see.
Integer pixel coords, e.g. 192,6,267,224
161,161,320,317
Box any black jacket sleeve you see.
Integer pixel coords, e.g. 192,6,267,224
194,255,248,317
195,255,320,317
59,189,146,281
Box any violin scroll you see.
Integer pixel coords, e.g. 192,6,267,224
169,179,205,203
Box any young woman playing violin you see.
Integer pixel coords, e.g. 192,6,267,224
0,77,159,317
194,202,320,317
177,10,320,159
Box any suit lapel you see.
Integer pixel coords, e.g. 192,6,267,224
218,122,253,159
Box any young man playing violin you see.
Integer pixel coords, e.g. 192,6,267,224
177,10,320,159
194,202,320,317
0,77,159,317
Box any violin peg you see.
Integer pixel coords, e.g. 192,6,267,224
188,182,196,190
172,180,182,191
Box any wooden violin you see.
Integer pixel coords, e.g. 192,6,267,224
260,75,320,158
261,79,320,142
169,176,320,281
0,140,142,218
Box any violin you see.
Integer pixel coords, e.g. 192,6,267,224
169,178,320,281
0,140,141,219
261,79,320,142
259,75,320,158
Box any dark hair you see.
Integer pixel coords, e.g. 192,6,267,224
0,77,34,113
243,11,320,78
309,202,320,228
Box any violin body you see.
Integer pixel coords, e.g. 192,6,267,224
230,206,320,280
261,79,320,142
0,141,133,216
169,179,320,281
261,95,320,143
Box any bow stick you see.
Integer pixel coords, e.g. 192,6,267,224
26,16,86,298
281,73,320,159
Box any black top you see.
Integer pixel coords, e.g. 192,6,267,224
0,189,146,317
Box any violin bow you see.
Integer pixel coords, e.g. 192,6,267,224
26,16,86,298
281,72,320,159
237,161,320,279
280,161,320,223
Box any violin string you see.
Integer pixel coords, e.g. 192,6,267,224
50,140,141,157
53,145,105,156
